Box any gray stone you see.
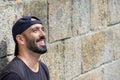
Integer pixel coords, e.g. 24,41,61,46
23,0,47,26
72,0,90,36
102,29,114,63
63,37,82,79
112,24,120,59
0,58,8,71
103,59,120,80
48,0,72,42
108,0,120,25
73,67,103,80
81,32,105,72
41,42,64,80
0,4,15,59
91,0,108,30
81,29,114,72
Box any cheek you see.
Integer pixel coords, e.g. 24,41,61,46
23,35,34,44
31,33,39,39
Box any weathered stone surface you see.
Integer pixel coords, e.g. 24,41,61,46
41,42,64,80
112,24,120,59
72,0,90,36
0,4,16,59
81,32,105,72
63,37,82,79
103,59,120,80
0,36,7,58
0,58,8,71
81,30,114,72
102,29,114,63
0,0,120,80
23,0,48,26
91,0,108,30
73,67,103,80
108,0,120,25
48,0,72,42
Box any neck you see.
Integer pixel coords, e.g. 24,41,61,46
17,51,41,73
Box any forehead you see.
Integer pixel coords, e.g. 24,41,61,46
30,24,43,28
22,24,43,34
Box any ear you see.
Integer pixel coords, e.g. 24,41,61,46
16,34,25,45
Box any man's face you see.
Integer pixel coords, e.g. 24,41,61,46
22,24,47,54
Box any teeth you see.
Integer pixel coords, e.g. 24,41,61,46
38,40,45,46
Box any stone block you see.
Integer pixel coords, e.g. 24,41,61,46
63,37,82,79
91,0,108,30
103,59,120,80
41,42,64,80
108,0,120,25
23,0,47,26
81,32,105,72
73,67,103,80
0,4,17,58
0,39,7,58
0,58,8,71
112,24,120,59
81,30,114,72
48,0,72,42
72,0,90,36
102,29,114,63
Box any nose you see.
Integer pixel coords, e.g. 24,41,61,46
39,29,46,37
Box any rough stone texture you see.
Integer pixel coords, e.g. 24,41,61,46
112,24,120,59
81,30,114,72
23,0,48,26
103,59,120,80
102,29,114,63
72,0,90,36
91,0,108,30
0,58,8,71
63,37,82,79
42,37,82,80
0,0,120,80
73,67,103,80
48,0,72,42
0,3,18,61
108,0,120,25
41,42,64,80
81,32,105,72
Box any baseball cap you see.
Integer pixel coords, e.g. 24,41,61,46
12,16,43,56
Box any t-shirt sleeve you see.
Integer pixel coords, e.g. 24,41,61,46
0,72,21,80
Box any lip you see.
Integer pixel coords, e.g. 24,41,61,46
37,40,45,46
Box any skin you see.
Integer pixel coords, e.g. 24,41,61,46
15,24,46,72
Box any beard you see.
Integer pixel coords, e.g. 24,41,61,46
24,35,47,54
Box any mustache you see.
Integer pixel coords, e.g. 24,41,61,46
36,36,46,42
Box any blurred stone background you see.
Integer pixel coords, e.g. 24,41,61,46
0,0,120,80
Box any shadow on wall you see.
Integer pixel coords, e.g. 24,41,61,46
0,40,9,72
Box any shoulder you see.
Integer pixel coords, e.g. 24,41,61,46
0,57,25,79
40,61,49,73
0,72,21,80
2,57,24,72
40,61,48,69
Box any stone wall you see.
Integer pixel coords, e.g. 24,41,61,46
0,0,120,80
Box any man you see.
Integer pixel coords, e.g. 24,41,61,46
0,16,49,80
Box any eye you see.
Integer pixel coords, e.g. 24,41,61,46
41,27,45,32
31,27,39,32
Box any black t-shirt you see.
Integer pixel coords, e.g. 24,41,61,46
0,57,49,80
